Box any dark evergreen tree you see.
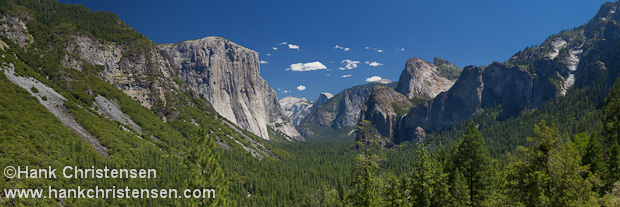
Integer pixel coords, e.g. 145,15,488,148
450,168,469,207
608,142,620,188
604,78,620,145
184,124,232,206
504,121,600,206
451,121,491,206
583,134,606,177
410,143,450,207
348,120,383,206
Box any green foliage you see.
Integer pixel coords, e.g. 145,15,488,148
348,120,384,206
583,134,606,178
409,143,450,207
504,120,600,206
184,124,232,206
573,132,590,159
436,64,462,80
604,78,620,145
451,121,491,206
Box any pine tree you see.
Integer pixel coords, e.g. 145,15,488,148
451,168,469,207
604,78,620,145
184,123,232,206
573,132,590,159
451,121,490,206
583,134,606,177
348,120,383,207
504,120,600,206
608,142,620,188
410,143,450,207
384,175,403,207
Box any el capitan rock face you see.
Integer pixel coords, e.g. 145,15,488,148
159,37,302,140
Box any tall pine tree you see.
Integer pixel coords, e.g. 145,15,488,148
348,120,383,206
410,143,450,207
184,123,232,207
451,121,491,206
504,120,600,206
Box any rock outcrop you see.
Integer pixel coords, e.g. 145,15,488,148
159,37,302,140
312,92,333,108
298,84,377,137
395,57,460,99
279,96,314,126
398,2,620,142
358,57,458,145
358,85,413,147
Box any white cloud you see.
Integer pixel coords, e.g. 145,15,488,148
335,45,350,51
397,48,405,51
326,74,331,76
266,53,271,56
260,60,268,64
367,61,383,67
272,47,278,50
377,50,384,53
341,60,361,70
278,42,288,45
364,46,370,50
297,85,306,91
282,90,291,93
365,76,383,82
341,74,352,78
288,44,300,50
286,61,327,72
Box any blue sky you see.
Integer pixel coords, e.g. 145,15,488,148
60,0,610,100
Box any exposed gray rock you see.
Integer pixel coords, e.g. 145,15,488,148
358,85,413,147
298,83,376,137
279,96,314,126
312,92,333,108
0,14,31,48
395,57,460,99
93,95,144,134
159,37,302,140
2,64,109,157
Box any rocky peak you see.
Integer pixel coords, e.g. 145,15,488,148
297,84,374,137
395,57,460,100
279,96,313,126
358,85,413,147
313,92,333,108
159,36,302,140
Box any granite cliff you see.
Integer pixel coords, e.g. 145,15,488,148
279,96,313,126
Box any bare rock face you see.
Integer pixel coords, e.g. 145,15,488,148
57,33,302,141
312,92,333,108
298,84,376,137
395,57,461,99
62,33,172,111
358,85,413,147
279,96,314,126
159,37,302,140
0,14,31,48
